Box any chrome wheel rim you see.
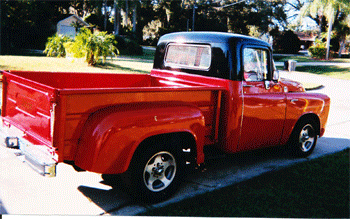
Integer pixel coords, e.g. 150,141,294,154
299,124,315,152
143,151,176,192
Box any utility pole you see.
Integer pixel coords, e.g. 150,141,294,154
104,0,108,31
192,3,197,31
114,0,120,35
192,5,195,31
326,7,334,60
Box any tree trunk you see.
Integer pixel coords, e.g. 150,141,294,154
124,0,129,27
338,36,346,58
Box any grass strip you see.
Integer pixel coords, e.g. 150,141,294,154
295,65,350,80
277,65,350,80
140,148,350,218
273,55,350,63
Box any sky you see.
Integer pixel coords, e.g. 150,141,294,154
285,0,318,31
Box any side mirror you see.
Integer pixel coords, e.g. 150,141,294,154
273,69,280,81
272,61,280,81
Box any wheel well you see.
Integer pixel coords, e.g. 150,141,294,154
297,114,321,136
133,132,198,166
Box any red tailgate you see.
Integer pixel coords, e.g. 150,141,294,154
2,71,56,146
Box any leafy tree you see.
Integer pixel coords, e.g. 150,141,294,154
300,0,350,59
1,0,72,54
273,30,301,54
218,0,287,35
139,0,288,45
332,8,350,56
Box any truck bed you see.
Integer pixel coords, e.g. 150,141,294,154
2,70,214,90
1,70,225,162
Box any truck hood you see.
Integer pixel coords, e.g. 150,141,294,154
279,78,305,92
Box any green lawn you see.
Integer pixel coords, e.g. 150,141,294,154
119,47,156,61
0,55,153,74
140,149,350,218
1,54,349,80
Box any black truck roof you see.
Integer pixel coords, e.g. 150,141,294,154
157,31,271,48
154,31,273,80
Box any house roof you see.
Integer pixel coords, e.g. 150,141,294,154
57,14,89,27
296,32,316,42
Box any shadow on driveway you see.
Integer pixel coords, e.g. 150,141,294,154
75,136,349,215
0,200,8,214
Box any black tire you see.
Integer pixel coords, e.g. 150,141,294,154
123,143,185,203
288,119,318,157
101,174,123,185
101,174,115,182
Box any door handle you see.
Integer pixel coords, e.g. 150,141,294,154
290,99,299,103
243,84,254,88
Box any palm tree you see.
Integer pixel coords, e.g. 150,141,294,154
301,0,350,60
334,14,350,57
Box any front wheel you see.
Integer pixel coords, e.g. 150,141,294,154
289,120,318,157
124,144,185,202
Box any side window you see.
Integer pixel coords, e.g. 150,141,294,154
164,44,211,70
243,48,269,82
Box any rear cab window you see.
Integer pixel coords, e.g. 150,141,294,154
165,44,211,70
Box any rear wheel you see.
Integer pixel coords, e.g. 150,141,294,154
124,143,185,202
289,120,318,157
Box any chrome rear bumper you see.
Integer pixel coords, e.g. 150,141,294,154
0,121,57,177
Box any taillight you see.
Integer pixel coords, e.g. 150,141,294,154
50,103,56,138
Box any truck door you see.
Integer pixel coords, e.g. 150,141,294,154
239,46,286,151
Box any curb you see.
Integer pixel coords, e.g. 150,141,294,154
305,85,325,91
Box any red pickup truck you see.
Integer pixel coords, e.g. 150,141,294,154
0,32,330,202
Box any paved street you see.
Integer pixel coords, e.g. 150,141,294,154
0,71,349,216
275,61,350,67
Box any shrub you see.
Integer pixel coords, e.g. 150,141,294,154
44,34,72,57
308,39,327,59
67,27,119,65
63,42,85,59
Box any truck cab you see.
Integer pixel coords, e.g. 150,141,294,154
153,32,328,155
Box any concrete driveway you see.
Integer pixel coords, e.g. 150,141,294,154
0,71,349,215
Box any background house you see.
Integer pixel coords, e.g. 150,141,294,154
296,32,317,50
57,14,89,38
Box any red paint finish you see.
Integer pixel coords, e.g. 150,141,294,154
239,81,286,151
1,68,330,175
75,103,206,174
2,72,55,146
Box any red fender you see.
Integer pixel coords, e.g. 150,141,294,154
74,102,206,174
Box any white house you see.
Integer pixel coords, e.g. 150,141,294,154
57,15,90,38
